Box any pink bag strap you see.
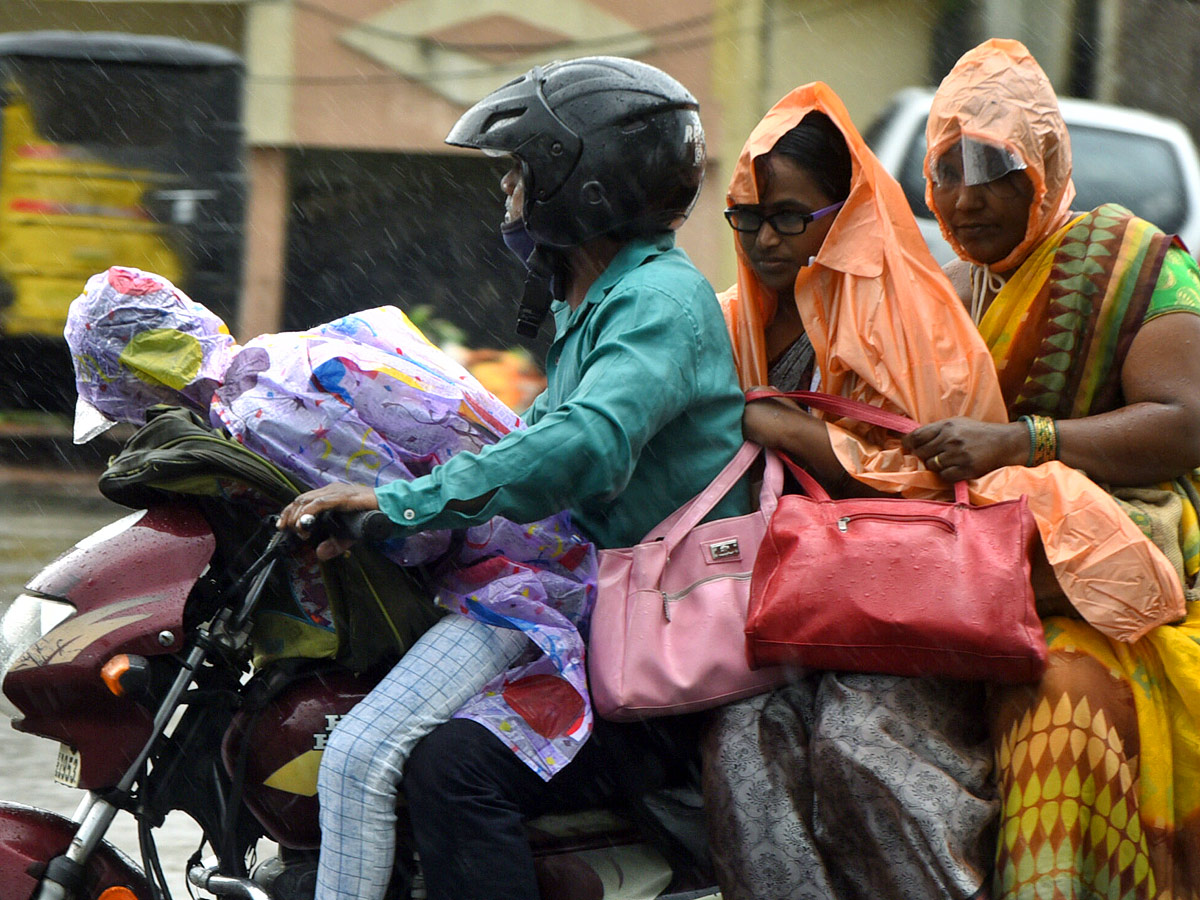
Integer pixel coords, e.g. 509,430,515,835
647,441,782,552
745,388,970,505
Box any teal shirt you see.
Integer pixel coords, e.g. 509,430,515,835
375,233,749,549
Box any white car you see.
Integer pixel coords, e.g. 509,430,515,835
864,86,1200,263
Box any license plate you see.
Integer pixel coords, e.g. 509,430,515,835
54,744,81,788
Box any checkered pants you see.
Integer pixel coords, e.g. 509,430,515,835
314,613,528,900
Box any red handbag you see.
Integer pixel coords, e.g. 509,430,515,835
744,390,1047,683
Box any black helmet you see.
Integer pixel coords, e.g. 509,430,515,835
445,56,706,249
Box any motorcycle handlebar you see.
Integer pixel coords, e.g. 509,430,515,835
295,509,395,544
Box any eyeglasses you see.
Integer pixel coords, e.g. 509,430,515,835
724,200,845,235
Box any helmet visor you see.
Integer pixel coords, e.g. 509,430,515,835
931,137,1027,189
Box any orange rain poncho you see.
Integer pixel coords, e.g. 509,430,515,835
923,38,1076,273
721,82,1183,640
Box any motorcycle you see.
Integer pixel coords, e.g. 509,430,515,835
0,492,720,900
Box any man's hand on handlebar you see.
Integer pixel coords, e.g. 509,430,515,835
278,484,383,561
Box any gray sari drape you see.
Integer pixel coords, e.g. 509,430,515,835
701,338,998,900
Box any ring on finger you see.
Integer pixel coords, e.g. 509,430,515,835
931,453,943,470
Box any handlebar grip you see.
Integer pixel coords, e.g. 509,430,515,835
346,509,396,542
296,509,395,543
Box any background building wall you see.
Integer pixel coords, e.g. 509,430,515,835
274,0,730,339
762,0,933,128
707,0,939,287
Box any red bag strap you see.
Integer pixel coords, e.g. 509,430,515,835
746,388,970,505
745,388,919,433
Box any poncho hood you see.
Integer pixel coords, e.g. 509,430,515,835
722,81,1006,446
924,38,1076,272
65,266,237,441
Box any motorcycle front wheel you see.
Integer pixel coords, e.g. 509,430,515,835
0,802,152,900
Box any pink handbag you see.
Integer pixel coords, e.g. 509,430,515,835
744,390,1047,683
588,441,789,720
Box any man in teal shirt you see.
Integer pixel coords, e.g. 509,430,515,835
280,56,746,900
369,229,745,550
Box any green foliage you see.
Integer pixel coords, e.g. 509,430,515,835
405,303,467,348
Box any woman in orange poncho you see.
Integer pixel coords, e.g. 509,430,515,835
906,39,1200,899
704,80,1188,900
703,82,1007,900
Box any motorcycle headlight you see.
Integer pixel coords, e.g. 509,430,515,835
0,593,74,717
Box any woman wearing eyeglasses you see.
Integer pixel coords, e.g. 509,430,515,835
704,81,1009,900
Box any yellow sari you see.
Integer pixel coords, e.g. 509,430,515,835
983,204,1200,900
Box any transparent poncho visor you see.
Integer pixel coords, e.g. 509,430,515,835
73,395,118,444
931,137,1027,188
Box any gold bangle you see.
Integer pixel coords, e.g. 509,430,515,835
1030,414,1058,465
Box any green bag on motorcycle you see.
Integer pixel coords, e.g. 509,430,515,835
97,406,442,672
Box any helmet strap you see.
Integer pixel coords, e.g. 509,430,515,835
515,246,566,337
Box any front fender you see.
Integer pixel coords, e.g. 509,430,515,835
0,802,151,900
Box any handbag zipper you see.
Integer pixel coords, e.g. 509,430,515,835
836,513,956,533
660,572,752,622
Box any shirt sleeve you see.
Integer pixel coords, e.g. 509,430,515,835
1146,245,1200,321
521,383,551,427
374,281,705,533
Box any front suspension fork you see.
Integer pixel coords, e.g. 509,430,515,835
34,538,288,900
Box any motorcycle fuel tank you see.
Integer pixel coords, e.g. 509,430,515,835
222,665,377,849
